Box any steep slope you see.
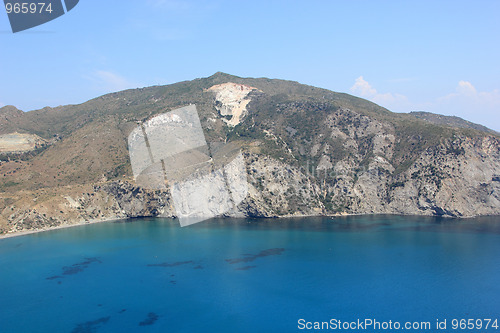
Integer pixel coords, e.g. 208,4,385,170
1,73,499,234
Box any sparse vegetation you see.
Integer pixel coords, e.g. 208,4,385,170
0,72,498,230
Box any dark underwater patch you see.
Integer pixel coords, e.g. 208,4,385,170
147,260,193,267
138,312,159,326
62,257,102,276
71,316,110,333
47,257,102,281
235,265,257,271
225,248,285,264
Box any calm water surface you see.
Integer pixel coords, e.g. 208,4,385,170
1,216,499,332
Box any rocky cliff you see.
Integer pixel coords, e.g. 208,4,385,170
1,73,499,235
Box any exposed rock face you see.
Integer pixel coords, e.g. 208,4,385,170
240,153,324,217
348,136,500,217
5,133,498,234
7,208,61,231
0,73,499,235
95,181,174,218
207,83,260,126
0,132,47,153
1,182,176,234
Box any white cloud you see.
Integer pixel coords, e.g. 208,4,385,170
457,80,477,96
439,80,499,103
351,76,377,97
349,77,500,131
433,81,500,130
85,70,138,93
350,76,409,111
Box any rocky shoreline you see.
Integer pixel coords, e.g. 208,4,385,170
2,137,499,236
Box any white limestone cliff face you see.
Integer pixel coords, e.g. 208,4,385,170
207,83,260,126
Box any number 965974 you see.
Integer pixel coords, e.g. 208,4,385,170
5,2,54,14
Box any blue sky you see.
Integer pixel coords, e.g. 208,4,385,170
1,0,499,130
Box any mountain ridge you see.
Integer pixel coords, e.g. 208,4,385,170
410,111,499,135
1,72,497,139
1,73,499,235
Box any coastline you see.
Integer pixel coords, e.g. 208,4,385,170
0,213,345,240
0,217,121,240
1,213,498,240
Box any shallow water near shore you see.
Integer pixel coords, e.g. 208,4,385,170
1,215,499,332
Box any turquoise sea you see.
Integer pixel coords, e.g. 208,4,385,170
1,216,500,333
